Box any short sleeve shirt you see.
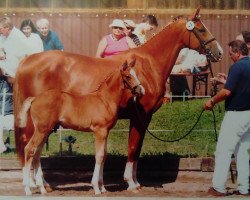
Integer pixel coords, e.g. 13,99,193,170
224,56,250,111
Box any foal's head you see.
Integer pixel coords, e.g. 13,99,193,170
120,59,145,98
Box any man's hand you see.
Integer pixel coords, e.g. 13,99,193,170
204,99,215,110
211,73,227,85
0,55,6,60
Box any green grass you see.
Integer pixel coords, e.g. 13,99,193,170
0,98,225,158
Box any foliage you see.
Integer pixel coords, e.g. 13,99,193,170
0,99,225,158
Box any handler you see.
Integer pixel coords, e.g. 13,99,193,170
204,40,250,196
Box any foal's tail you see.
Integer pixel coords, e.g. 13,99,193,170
18,97,35,128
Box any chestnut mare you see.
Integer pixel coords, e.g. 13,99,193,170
14,8,223,192
18,59,145,195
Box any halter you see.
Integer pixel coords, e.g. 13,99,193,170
121,69,142,96
186,18,217,61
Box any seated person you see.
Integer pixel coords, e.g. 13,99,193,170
172,48,208,74
163,48,208,103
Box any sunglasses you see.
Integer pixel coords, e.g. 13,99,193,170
113,26,123,30
126,27,134,31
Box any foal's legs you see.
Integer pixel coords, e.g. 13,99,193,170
91,129,108,195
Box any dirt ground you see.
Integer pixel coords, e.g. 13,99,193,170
0,169,241,198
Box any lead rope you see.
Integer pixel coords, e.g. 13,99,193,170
133,100,218,143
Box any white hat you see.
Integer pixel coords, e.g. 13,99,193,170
109,19,126,29
124,19,136,28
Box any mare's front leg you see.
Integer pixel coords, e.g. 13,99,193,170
124,113,152,191
91,129,108,195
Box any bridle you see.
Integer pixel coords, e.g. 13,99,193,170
186,18,218,61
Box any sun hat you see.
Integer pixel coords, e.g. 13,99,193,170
109,19,126,29
124,19,136,28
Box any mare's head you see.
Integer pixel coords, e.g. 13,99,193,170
177,7,223,62
120,59,145,98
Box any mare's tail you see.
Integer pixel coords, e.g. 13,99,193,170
14,58,34,165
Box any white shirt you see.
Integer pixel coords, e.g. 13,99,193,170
172,48,208,73
25,33,44,55
133,24,147,44
0,27,30,77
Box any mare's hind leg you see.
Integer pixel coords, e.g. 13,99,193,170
124,114,151,191
23,130,49,195
33,157,52,193
33,144,49,194
91,129,108,195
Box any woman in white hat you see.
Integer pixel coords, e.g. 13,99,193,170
96,19,136,58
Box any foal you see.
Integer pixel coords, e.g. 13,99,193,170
18,59,145,195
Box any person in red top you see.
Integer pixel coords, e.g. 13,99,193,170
96,19,136,58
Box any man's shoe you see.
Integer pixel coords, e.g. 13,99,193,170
233,191,250,196
208,187,227,197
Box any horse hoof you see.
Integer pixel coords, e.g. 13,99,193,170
25,188,32,196
101,187,107,193
127,187,140,193
136,185,142,190
40,187,47,195
94,191,102,195
45,185,53,192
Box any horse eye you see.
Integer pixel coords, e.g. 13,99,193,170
126,76,131,80
199,29,206,33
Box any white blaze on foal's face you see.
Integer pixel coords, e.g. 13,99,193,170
130,68,145,96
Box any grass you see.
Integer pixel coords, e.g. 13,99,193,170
0,98,225,158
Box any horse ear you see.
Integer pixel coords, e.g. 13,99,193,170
128,58,136,68
190,6,201,21
122,60,128,71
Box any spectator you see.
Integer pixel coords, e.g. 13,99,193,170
96,19,136,58
171,48,208,74
0,76,13,153
20,19,43,54
0,17,29,152
133,14,158,44
236,30,250,51
0,17,29,78
205,40,250,196
124,19,141,46
163,48,208,102
36,18,63,51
